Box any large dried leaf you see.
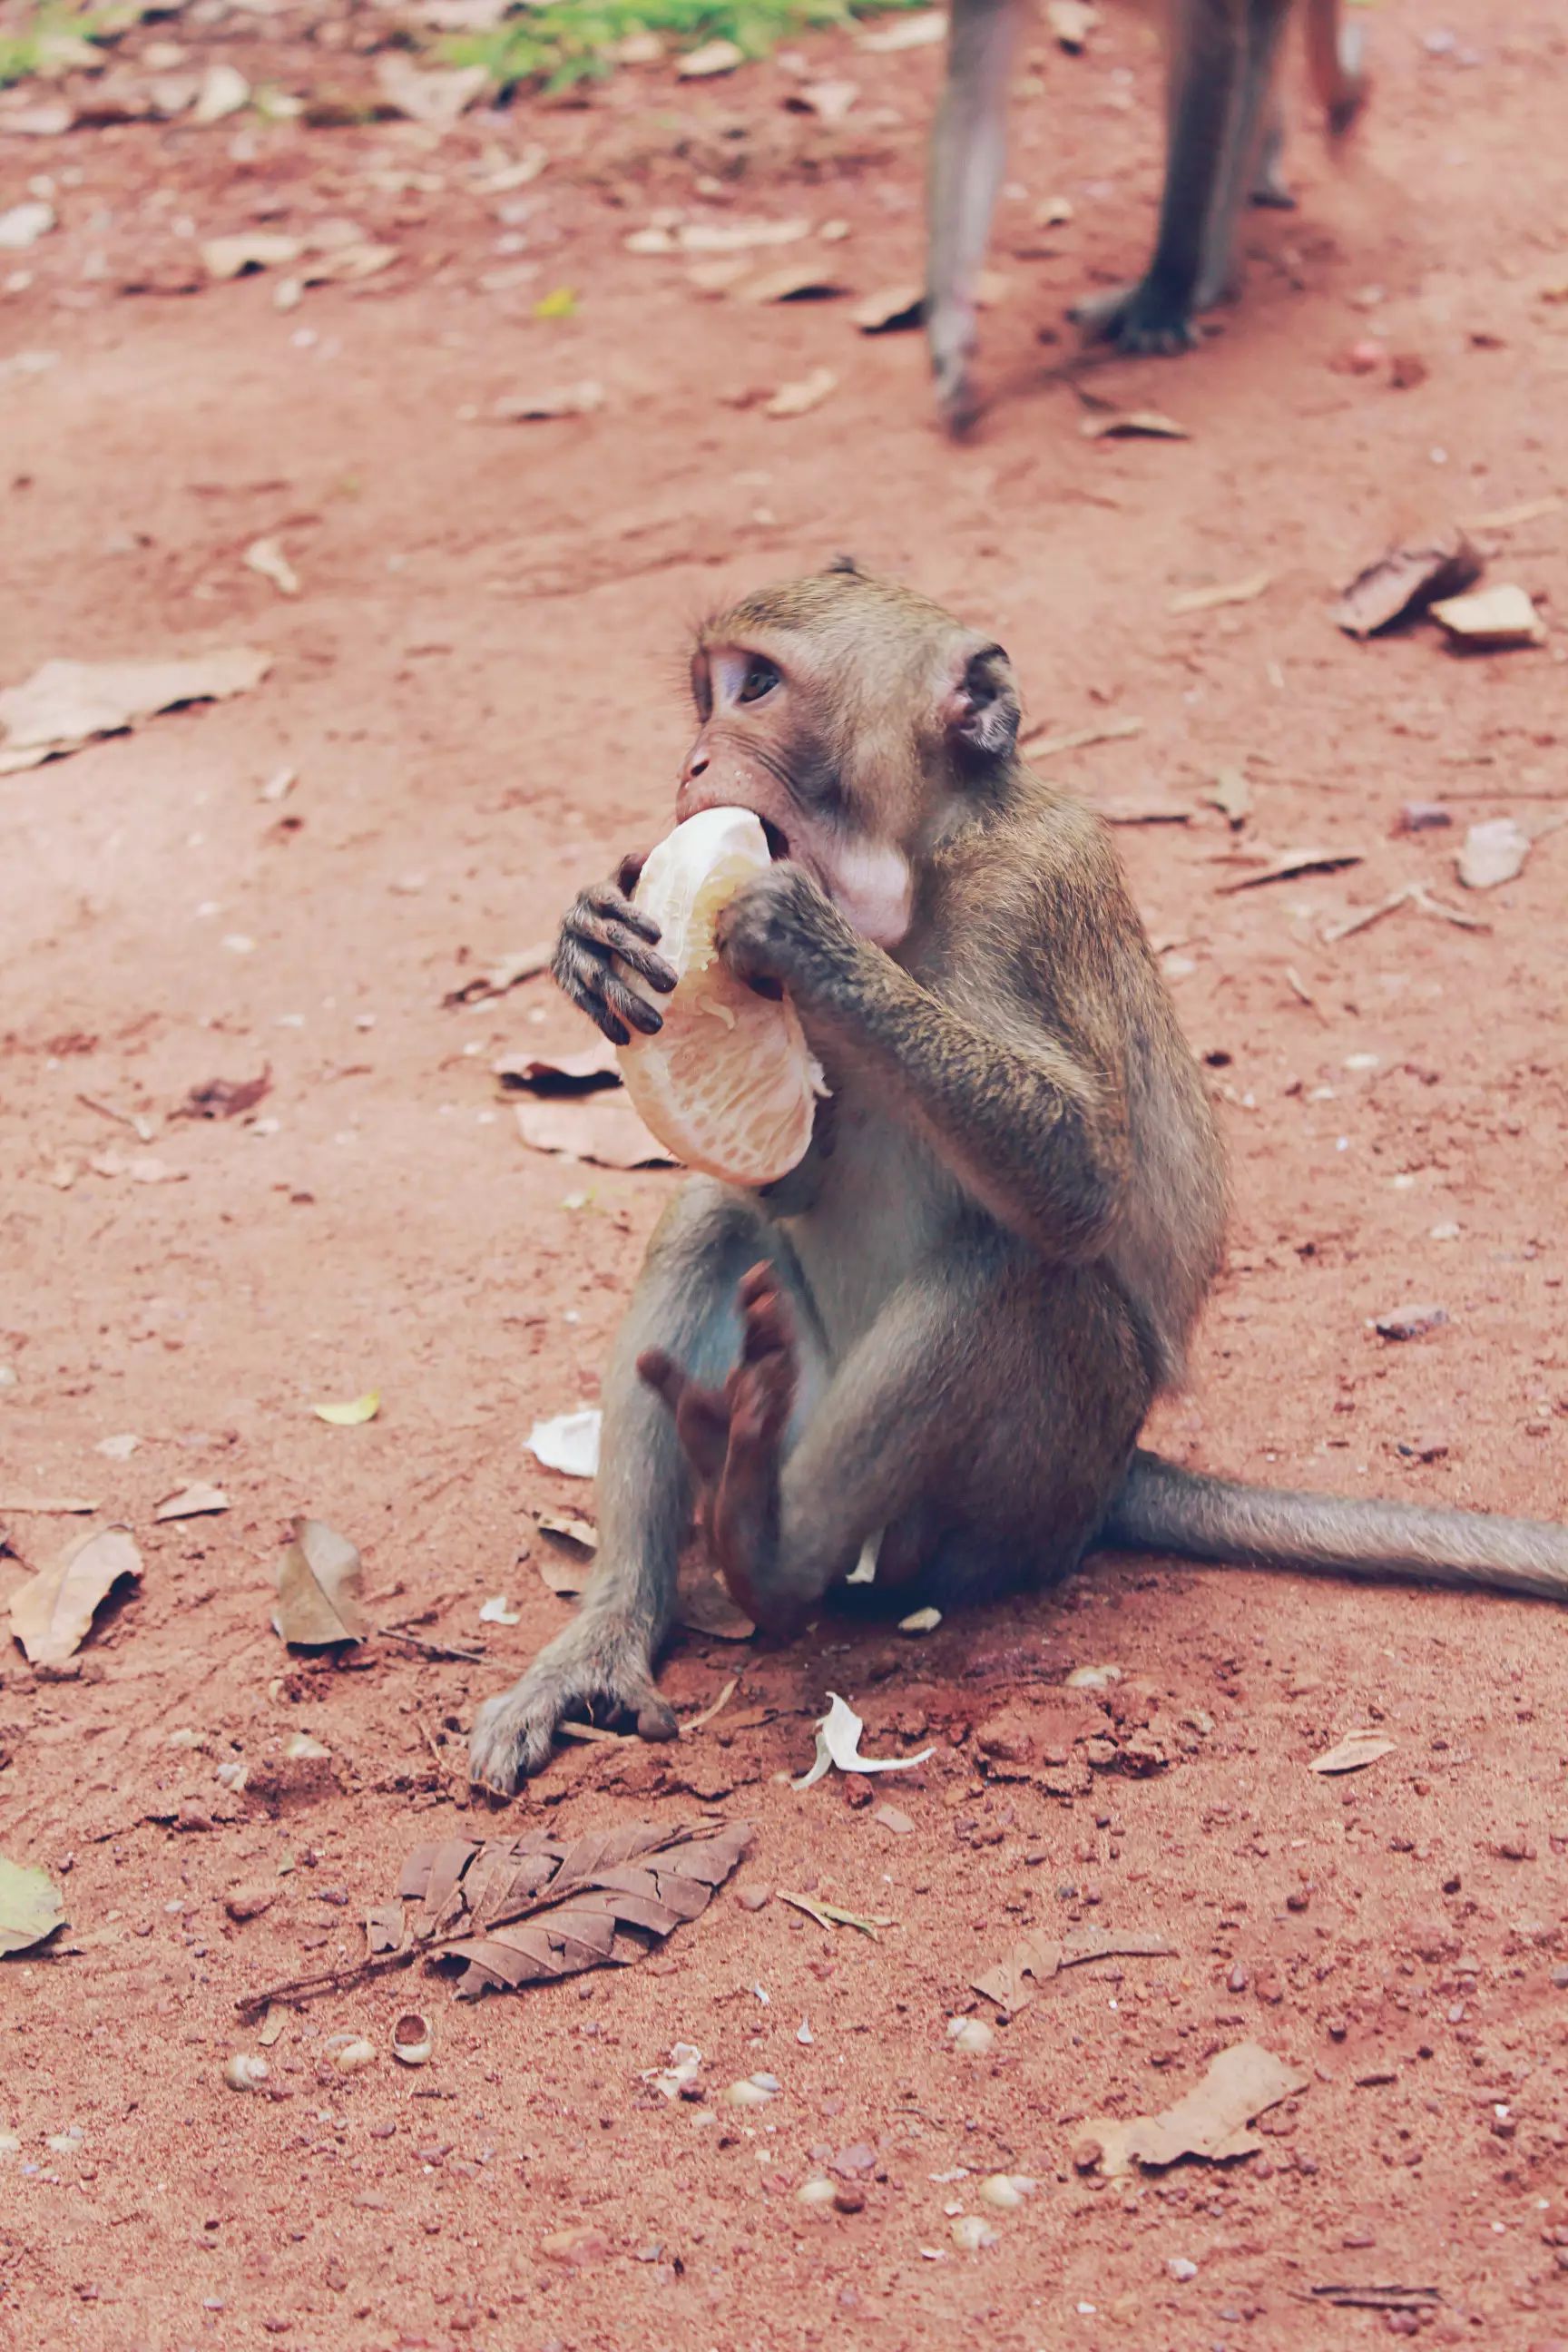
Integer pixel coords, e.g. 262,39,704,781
9,1524,142,1666
1332,528,1482,638
973,1926,1176,2015
0,1857,67,1955
514,1099,675,1170
272,1517,369,1647
494,1041,621,1093
1081,2042,1307,2176
391,1816,752,1997
0,650,270,770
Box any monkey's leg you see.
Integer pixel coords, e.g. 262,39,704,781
468,1182,821,1792
1250,100,1294,208
1303,0,1367,133
1192,0,1295,310
926,0,1021,436
1072,0,1244,356
650,1253,1148,1633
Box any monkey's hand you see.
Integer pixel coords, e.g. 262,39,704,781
552,861,677,1047
468,1611,678,1793
715,862,857,1000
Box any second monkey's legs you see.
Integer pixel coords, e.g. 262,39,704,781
926,0,1022,435
643,1247,1152,1633
468,1180,825,1792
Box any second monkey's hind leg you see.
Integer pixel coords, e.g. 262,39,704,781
643,1250,1153,1633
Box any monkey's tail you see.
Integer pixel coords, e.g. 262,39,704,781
1102,1447,1568,1602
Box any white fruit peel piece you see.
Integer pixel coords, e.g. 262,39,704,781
792,1691,936,1789
526,1408,601,1479
616,807,827,1187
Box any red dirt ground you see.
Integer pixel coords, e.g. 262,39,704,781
3,2,1567,2345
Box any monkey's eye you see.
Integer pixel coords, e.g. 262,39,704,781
737,658,780,705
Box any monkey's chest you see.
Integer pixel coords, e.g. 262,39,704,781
779,1093,957,1363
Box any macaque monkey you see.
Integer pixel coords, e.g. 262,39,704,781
925,0,1368,432
467,564,1568,1794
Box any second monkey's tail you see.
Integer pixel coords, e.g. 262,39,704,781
1102,1447,1568,1603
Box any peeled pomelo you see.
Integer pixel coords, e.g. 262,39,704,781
616,807,826,1187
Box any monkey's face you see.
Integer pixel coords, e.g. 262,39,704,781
677,567,1021,951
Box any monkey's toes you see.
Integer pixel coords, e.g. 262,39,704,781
737,1262,796,1367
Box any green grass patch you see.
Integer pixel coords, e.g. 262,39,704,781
0,5,107,91
448,0,931,96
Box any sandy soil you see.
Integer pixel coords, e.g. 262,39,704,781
2,1,1567,2344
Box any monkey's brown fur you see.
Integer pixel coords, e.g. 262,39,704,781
469,566,1568,1793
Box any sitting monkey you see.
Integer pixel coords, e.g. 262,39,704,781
926,0,1368,431
469,563,1565,1794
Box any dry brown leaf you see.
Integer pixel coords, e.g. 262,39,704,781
1168,572,1271,617
537,1508,598,1553
175,1067,273,1121
1309,1732,1396,1775
784,78,858,122
677,36,743,76
397,1815,752,1996
0,1857,67,1956
765,368,838,420
441,944,553,1008
1218,848,1364,892
272,1517,369,1647
733,263,847,306
1081,409,1189,441
1081,2042,1307,2176
1429,583,1545,649
1331,528,1483,638
973,1926,1175,2014
513,1099,676,1170
201,233,303,281
0,1494,97,1515
678,1574,757,1641
853,283,924,334
153,1483,230,1523
492,382,606,422
494,1041,620,1093
375,54,487,128
534,1551,587,1599
0,649,271,769
9,1524,142,1667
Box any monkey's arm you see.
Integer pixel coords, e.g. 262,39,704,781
720,865,1127,1262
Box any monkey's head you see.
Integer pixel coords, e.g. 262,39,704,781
678,565,1021,949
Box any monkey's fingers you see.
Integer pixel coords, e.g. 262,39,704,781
552,940,663,1044
583,880,666,951
581,917,677,995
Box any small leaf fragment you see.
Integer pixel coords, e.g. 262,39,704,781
0,1857,67,1955
1218,848,1364,893
1168,572,1271,616
532,286,578,320
536,1508,598,1553
1082,409,1189,441
764,368,838,420
853,282,924,334
243,537,299,597
793,1692,936,1789
525,1409,601,1479
479,1594,522,1625
1456,817,1531,890
153,1483,230,1523
311,1391,380,1426
1428,583,1545,650
1309,1732,1396,1775
9,1524,142,1667
272,1516,369,1647
898,1606,942,1634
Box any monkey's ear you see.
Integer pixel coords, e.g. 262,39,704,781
945,644,1020,768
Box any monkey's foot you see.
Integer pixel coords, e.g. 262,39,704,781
640,1262,802,1635
1071,278,1200,358
1327,27,1368,134
468,1616,677,1794
926,300,982,439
